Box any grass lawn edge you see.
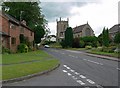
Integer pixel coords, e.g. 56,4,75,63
2,63,60,84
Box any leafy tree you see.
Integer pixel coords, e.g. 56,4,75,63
114,32,120,44
102,27,109,47
2,2,47,43
65,27,73,48
80,36,98,47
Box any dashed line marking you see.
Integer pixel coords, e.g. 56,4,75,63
84,59,103,65
70,69,75,72
67,73,72,76
117,68,120,70
79,75,86,79
62,70,67,73
76,80,85,85
61,53,65,54
66,66,71,70
86,79,95,84
75,72,79,75
63,65,67,67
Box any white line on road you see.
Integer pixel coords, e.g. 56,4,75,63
62,70,67,73
70,69,75,72
63,65,67,67
76,80,85,85
86,79,95,84
74,72,79,75
67,73,72,76
66,67,71,70
61,53,65,54
117,68,120,70
79,75,86,79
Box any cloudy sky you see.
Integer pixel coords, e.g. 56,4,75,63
40,0,119,36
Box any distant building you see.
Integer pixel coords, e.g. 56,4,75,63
0,12,34,53
109,24,120,40
73,22,94,38
56,17,69,42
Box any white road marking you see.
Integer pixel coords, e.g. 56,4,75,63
70,69,75,72
86,79,95,84
63,65,67,67
72,76,78,80
117,68,120,70
62,70,67,73
75,72,79,75
66,66,71,69
61,53,65,54
84,59,103,66
76,80,85,85
79,75,86,79
67,73,72,76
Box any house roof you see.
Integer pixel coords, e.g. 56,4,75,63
73,24,87,33
1,11,34,32
4,13,20,25
109,24,120,33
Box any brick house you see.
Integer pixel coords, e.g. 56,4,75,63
73,23,94,38
109,24,120,40
0,12,34,53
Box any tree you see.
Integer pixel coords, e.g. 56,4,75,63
2,2,47,43
65,27,73,48
114,32,120,44
102,27,109,47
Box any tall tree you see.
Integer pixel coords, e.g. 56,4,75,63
114,32,120,44
2,2,47,43
65,27,73,47
102,27,109,47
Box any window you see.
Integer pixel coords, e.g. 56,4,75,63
11,37,16,45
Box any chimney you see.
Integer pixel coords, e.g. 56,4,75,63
21,20,26,25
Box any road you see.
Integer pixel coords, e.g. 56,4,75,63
3,48,119,87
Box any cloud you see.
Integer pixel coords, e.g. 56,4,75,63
41,2,87,22
41,0,119,36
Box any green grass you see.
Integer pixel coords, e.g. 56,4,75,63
49,43,62,48
2,50,59,80
88,50,119,58
2,50,53,64
3,59,59,80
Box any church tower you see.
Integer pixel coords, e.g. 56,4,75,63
56,17,69,42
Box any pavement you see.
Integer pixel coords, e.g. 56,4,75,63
3,48,120,87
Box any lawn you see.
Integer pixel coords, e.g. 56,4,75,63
2,50,59,80
87,50,119,58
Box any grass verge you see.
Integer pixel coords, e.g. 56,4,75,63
2,50,59,80
87,50,119,58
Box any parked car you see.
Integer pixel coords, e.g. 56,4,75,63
44,45,50,48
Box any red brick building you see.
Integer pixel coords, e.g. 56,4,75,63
0,12,34,53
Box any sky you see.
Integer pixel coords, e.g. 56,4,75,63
40,0,119,36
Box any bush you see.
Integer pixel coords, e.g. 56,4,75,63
85,46,92,49
60,39,66,48
102,47,114,53
79,40,85,48
2,47,11,54
17,44,28,53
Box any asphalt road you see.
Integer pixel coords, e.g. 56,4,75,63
3,48,119,87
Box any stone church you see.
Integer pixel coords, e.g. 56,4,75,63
56,17,94,42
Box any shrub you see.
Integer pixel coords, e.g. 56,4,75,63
17,43,28,53
85,46,92,49
2,47,11,54
79,40,85,48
